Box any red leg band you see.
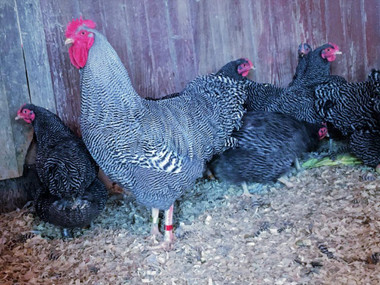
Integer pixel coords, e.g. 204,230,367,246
165,225,173,231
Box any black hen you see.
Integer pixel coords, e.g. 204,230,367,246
16,104,108,234
210,111,327,189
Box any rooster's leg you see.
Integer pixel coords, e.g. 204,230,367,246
241,182,253,197
164,204,174,243
151,208,162,239
148,205,175,250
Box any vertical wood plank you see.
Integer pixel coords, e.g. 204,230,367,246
0,0,33,179
0,73,21,179
16,0,56,112
39,0,82,134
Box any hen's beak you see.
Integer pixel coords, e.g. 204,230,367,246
65,38,74,45
15,114,21,120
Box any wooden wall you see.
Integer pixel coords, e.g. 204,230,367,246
1,0,379,179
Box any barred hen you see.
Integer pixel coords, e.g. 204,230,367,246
315,69,380,136
297,43,346,88
210,111,327,192
16,104,107,235
65,18,249,245
315,69,380,167
246,43,343,124
349,129,380,168
288,43,312,87
34,178,108,235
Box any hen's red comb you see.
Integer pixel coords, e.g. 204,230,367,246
328,42,339,51
65,17,96,38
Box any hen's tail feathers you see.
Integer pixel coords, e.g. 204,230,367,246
35,178,108,229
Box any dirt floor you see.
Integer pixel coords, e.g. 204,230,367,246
0,162,379,284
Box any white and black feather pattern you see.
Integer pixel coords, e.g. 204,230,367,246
210,111,322,184
78,29,247,210
315,80,380,135
25,104,97,199
35,178,108,229
349,130,380,168
21,104,108,229
245,43,346,124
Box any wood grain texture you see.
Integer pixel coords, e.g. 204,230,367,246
0,0,33,179
16,0,56,113
1,0,379,179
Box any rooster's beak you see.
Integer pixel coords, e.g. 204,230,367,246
65,38,74,45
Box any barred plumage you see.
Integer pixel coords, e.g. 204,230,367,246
210,111,325,184
64,19,249,245
76,28,248,211
16,104,108,231
35,178,108,229
315,80,380,135
18,104,98,199
287,43,312,87
245,43,344,124
349,130,380,168
296,43,346,88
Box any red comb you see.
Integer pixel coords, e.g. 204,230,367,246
328,42,339,51
17,103,27,116
65,17,96,38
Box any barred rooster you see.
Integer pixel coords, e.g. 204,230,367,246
210,111,327,194
16,104,108,235
65,18,249,246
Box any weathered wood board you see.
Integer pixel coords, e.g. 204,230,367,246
0,0,32,179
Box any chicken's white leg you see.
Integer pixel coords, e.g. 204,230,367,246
164,204,174,243
151,208,161,238
295,157,301,171
242,181,253,197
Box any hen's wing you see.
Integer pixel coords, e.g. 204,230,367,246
37,139,96,198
